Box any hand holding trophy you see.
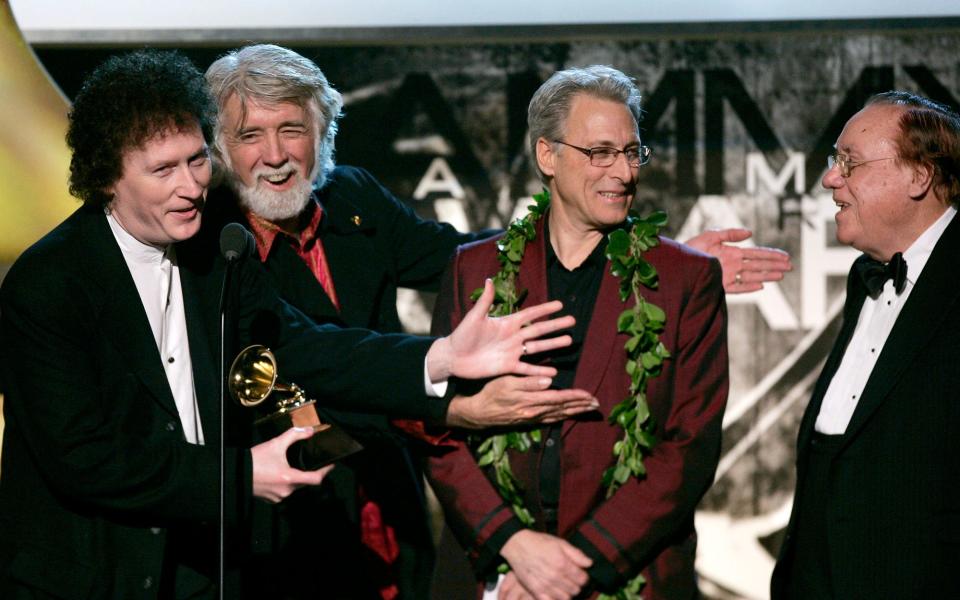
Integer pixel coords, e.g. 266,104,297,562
229,345,362,470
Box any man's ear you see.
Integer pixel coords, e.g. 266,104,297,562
908,162,934,200
535,138,556,178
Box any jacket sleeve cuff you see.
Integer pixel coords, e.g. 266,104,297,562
473,516,526,577
568,530,623,593
389,379,457,444
420,376,455,426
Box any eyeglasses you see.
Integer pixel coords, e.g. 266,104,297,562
554,140,652,168
827,153,896,178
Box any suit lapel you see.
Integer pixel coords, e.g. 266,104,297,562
177,263,220,445
842,214,960,446
571,267,627,397
564,265,627,438
520,217,627,437
259,192,378,328
81,209,179,418
265,243,340,321
515,218,550,313
322,196,387,329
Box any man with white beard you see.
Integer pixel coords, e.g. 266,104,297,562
204,44,603,599
202,44,793,598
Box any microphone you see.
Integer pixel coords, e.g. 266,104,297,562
220,222,255,262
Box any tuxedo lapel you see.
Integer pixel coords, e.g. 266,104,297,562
796,264,868,452
80,209,178,418
842,214,960,446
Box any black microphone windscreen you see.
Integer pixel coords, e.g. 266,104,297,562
220,223,254,262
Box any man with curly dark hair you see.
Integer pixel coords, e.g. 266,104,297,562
0,49,578,599
66,51,217,210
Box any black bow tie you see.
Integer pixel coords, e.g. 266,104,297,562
856,252,908,299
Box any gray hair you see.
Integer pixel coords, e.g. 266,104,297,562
205,44,343,185
527,65,643,183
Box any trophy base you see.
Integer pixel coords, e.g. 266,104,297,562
256,400,363,470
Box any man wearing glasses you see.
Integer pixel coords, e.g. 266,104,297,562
427,65,729,599
771,92,960,598
200,45,789,599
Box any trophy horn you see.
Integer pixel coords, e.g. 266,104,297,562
228,344,304,408
226,344,363,469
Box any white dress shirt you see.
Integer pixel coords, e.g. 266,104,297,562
107,214,205,444
815,206,957,434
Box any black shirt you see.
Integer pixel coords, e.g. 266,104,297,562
537,225,608,517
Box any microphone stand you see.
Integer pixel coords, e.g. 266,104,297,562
217,263,235,600
217,223,252,600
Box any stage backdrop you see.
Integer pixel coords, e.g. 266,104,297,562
0,0,75,479
3,9,960,599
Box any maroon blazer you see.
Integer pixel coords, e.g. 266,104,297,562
427,217,728,599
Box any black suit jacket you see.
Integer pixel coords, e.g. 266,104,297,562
0,202,444,599
205,165,490,598
772,212,960,599
254,166,491,332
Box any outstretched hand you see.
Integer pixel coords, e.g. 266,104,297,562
446,375,598,429
686,228,792,293
427,279,574,382
251,426,334,503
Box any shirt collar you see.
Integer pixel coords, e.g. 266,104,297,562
544,218,613,273
244,196,324,263
901,205,957,285
105,211,167,265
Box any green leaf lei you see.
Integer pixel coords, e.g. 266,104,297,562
469,189,670,599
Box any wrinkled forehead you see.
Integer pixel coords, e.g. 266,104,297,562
836,104,904,156
221,92,315,130
561,94,640,143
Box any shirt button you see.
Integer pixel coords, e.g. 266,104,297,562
165,421,177,432
143,576,153,589
545,438,555,447
168,356,175,363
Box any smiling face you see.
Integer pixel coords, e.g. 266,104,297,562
220,95,319,222
106,123,210,246
823,103,940,261
537,94,640,235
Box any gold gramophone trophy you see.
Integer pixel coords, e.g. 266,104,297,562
229,345,362,469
